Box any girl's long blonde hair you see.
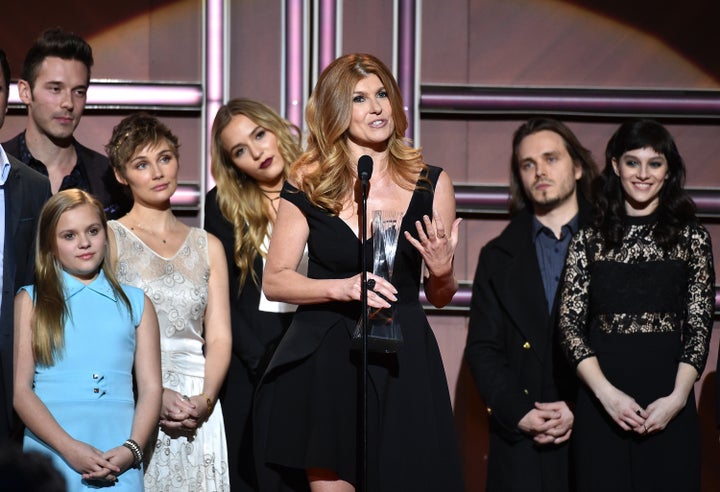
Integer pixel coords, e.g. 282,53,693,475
294,53,427,213
210,98,302,290
32,189,131,366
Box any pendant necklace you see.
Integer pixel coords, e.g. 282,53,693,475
130,217,176,244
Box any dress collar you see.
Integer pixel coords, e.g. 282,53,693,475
61,269,118,302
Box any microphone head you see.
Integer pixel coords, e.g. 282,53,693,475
358,155,373,181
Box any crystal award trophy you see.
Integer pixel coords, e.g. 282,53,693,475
352,210,404,353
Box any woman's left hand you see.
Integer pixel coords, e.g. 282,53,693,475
642,393,686,434
102,445,135,478
159,389,200,431
404,211,462,277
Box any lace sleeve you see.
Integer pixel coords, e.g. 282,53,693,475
558,229,595,367
680,224,715,373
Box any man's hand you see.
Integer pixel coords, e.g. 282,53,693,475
518,401,574,444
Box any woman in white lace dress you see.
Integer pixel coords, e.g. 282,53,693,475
105,113,232,491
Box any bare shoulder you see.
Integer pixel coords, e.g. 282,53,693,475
14,289,33,309
433,170,456,203
204,230,226,258
435,169,454,190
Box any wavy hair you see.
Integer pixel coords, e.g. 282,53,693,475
593,119,696,250
509,118,598,215
210,98,302,290
294,53,426,213
33,190,131,366
105,112,180,180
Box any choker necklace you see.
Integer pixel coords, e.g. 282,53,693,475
260,187,282,215
261,192,281,215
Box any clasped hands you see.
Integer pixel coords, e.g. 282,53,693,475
66,439,134,483
518,401,573,445
597,385,684,435
159,388,209,433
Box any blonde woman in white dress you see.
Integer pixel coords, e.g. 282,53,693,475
105,112,232,491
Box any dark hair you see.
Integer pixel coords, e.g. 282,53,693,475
509,118,598,214
593,119,696,250
0,445,66,492
0,49,10,103
22,28,93,88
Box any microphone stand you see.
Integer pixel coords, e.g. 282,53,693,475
360,173,369,492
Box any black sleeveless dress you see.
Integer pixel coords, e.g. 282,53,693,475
254,165,464,491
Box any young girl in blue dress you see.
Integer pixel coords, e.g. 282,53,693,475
13,189,162,491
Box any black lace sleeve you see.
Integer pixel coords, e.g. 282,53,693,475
558,228,595,367
680,223,715,373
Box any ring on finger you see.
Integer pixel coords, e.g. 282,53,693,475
437,232,446,239
366,278,376,291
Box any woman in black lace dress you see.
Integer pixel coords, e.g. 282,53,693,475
558,119,714,492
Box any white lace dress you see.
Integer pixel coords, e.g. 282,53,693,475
109,221,230,491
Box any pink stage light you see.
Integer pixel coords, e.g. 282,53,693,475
9,82,203,110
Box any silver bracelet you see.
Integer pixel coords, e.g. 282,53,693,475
122,438,143,468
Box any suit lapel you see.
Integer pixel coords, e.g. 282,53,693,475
493,214,551,361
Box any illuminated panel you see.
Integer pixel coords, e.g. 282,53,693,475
420,86,720,118
453,184,720,219
397,0,418,141
8,82,203,111
284,0,306,129
316,0,339,75
205,0,226,192
170,183,202,209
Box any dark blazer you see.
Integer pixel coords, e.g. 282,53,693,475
2,133,131,220
465,203,589,492
0,154,51,440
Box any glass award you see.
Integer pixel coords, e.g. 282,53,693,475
351,210,404,353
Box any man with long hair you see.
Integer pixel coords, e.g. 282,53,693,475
465,118,597,491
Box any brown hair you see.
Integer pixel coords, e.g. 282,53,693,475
106,112,180,181
509,118,597,215
294,53,427,213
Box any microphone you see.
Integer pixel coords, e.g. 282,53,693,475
358,155,373,183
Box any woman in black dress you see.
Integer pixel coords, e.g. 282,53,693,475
204,98,302,491
558,119,714,492
255,53,464,491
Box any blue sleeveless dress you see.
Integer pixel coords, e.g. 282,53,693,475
22,270,146,491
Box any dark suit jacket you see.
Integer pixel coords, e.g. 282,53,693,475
465,204,589,492
2,133,130,220
0,154,51,439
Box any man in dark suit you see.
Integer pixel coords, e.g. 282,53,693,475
465,118,598,492
2,28,129,219
0,49,52,441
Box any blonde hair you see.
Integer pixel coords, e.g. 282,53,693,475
210,98,302,290
33,190,131,366
294,53,427,213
